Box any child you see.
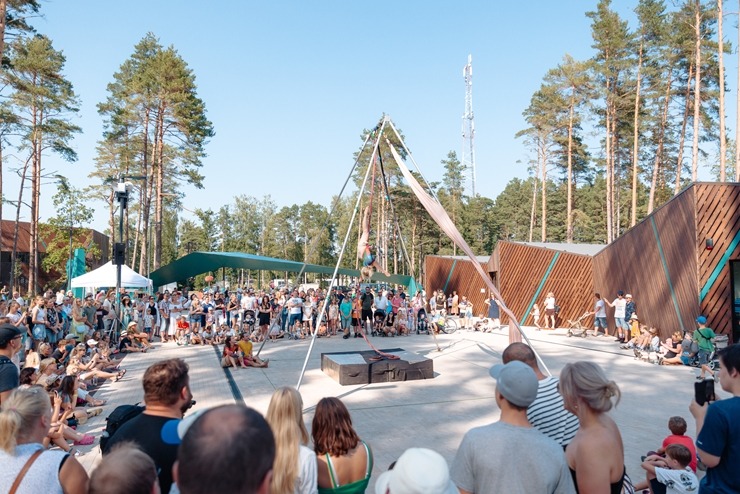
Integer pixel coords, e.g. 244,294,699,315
531,303,541,329
328,298,339,335
396,306,408,336
176,315,190,345
202,326,214,345
640,444,698,494
143,306,154,338
658,416,697,472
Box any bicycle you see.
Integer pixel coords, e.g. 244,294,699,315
434,309,458,334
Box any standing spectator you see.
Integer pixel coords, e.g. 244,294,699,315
624,294,637,323
0,324,22,404
543,292,556,330
360,287,374,335
502,343,579,449
693,316,716,367
265,387,317,494
483,293,501,331
340,295,352,339
0,387,88,494
159,293,171,341
450,360,573,493
103,358,194,494
689,344,740,493
603,291,629,343
588,293,607,336
451,291,459,316
175,404,275,494
560,361,625,493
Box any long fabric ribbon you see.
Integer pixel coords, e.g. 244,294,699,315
387,141,521,344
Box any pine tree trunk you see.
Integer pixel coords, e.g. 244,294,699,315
11,157,30,293
717,0,727,181
153,106,165,270
631,40,644,227
605,89,613,244
566,97,574,243
691,2,701,182
649,71,673,214
676,63,694,194
529,175,538,243
540,138,546,243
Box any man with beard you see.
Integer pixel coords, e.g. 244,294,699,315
103,358,194,494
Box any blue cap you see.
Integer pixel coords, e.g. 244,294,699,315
696,316,707,325
159,419,182,445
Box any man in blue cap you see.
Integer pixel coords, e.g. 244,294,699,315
450,360,574,494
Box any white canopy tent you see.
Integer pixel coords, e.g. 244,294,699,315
71,261,152,289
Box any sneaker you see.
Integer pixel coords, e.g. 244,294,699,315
696,375,704,381
342,334,349,339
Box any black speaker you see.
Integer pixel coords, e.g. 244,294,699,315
113,242,126,265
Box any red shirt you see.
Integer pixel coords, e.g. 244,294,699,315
662,434,697,472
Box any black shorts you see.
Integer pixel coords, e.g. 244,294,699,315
361,309,373,322
351,318,360,327
258,313,270,326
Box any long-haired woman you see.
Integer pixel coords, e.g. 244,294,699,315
560,361,625,493
0,387,88,493
266,387,317,494
312,397,372,494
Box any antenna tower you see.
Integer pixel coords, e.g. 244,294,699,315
461,54,476,196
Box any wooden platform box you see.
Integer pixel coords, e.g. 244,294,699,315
321,348,434,385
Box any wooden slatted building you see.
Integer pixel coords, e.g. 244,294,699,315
423,183,740,343
594,183,740,341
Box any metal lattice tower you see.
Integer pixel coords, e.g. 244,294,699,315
461,54,476,196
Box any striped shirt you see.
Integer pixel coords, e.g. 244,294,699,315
527,376,579,447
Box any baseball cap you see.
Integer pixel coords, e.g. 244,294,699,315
0,323,21,345
489,360,538,408
374,448,457,494
696,315,707,325
160,408,210,445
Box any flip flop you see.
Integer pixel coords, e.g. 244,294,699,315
115,369,127,382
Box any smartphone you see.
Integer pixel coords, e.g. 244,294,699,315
694,379,717,406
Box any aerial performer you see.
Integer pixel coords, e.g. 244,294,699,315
358,205,390,280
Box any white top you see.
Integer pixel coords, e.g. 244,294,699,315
544,296,555,310
611,298,626,318
0,443,66,494
655,467,698,494
296,444,318,494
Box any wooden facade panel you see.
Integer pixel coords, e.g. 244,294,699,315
498,242,593,327
593,187,698,340
423,256,490,318
696,183,740,336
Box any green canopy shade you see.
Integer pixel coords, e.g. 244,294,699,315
149,252,413,289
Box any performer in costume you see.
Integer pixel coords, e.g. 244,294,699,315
357,205,390,280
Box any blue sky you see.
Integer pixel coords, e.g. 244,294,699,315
8,1,729,232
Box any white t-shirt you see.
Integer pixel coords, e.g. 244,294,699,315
611,298,627,318
296,445,318,494
594,299,606,318
655,467,698,494
289,297,303,315
544,296,556,310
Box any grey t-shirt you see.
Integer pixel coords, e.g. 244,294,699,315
451,421,575,494
0,355,19,398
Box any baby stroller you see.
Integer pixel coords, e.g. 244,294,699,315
416,308,429,335
372,311,388,337
566,311,592,338
242,310,256,334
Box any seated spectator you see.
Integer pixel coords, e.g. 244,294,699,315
202,326,214,345
221,336,246,369
237,333,268,368
689,344,740,493
19,367,38,386
118,330,145,353
103,358,194,494
633,415,697,493
89,443,160,494
560,361,625,493
639,444,698,494
502,342,579,449
313,397,373,493
127,322,152,349
662,332,697,366
450,360,573,493
376,447,457,494
265,387,316,494
0,386,88,493
659,332,683,365
66,345,125,383
50,339,74,367
175,404,275,494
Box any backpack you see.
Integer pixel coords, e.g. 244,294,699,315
99,403,145,453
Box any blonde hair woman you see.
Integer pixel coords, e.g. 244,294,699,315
559,361,624,493
0,387,88,493
265,387,317,494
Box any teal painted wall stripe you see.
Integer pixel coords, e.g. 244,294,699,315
520,252,560,326
651,217,685,334
700,228,740,303
442,260,457,294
